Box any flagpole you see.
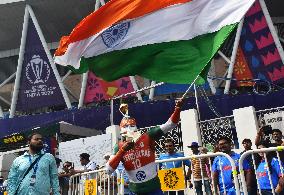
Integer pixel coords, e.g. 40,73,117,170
9,6,29,118
181,75,200,100
27,5,72,109
149,81,156,100
129,76,143,101
224,18,244,94
78,0,103,109
259,0,284,64
78,72,88,108
194,84,201,120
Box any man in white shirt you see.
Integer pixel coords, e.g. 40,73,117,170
71,153,97,179
70,153,97,193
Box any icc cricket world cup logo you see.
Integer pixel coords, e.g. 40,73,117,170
26,55,50,85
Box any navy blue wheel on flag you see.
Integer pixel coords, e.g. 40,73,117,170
101,22,130,48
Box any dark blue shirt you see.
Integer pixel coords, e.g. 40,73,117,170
212,152,250,192
256,158,283,189
158,152,190,169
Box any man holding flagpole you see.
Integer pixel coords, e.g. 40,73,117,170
105,99,183,195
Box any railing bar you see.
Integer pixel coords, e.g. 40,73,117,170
264,153,276,195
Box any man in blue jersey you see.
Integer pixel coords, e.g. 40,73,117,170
158,139,190,195
159,139,191,170
212,137,252,195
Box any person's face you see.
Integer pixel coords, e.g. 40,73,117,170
80,157,88,166
218,139,231,153
257,145,265,157
272,132,282,142
63,163,72,172
165,142,175,154
191,146,199,154
243,141,252,151
29,134,44,152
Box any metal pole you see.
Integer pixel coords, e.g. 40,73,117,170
149,81,156,100
129,76,143,101
259,0,284,64
207,60,217,94
65,86,79,101
181,75,200,100
0,72,16,88
78,72,88,108
0,96,11,106
61,70,72,82
112,82,164,100
9,6,29,118
110,99,114,125
217,51,231,64
0,105,4,118
78,0,102,108
27,5,72,109
194,84,201,120
224,18,244,94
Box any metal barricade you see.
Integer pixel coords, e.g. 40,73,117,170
68,152,242,195
117,152,241,195
239,146,284,195
68,168,119,195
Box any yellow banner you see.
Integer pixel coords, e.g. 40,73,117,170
158,167,186,191
85,179,97,195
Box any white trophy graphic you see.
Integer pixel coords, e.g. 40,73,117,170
30,55,44,84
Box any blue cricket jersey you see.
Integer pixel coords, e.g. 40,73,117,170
256,158,284,190
158,152,190,169
212,152,250,193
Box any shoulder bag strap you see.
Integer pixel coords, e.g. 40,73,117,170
14,154,44,195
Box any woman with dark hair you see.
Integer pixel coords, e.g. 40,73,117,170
255,141,284,195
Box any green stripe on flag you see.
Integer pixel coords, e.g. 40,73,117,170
69,24,237,84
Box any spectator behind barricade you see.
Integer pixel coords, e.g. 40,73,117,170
187,142,212,195
212,136,252,195
71,153,97,176
241,138,258,195
255,127,283,146
7,132,60,195
255,141,284,195
55,157,62,168
256,127,284,161
58,161,73,195
158,139,191,195
100,153,111,169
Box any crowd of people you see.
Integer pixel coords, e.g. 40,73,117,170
2,99,284,195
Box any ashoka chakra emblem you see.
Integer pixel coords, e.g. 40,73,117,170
101,22,130,48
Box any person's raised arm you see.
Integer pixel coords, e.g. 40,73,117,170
148,99,183,140
255,128,264,146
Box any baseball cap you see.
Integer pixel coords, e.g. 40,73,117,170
187,142,200,148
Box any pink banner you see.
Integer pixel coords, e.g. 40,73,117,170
84,72,134,103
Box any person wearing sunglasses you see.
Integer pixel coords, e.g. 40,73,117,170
58,161,73,195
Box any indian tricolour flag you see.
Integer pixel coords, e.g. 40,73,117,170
55,0,255,84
